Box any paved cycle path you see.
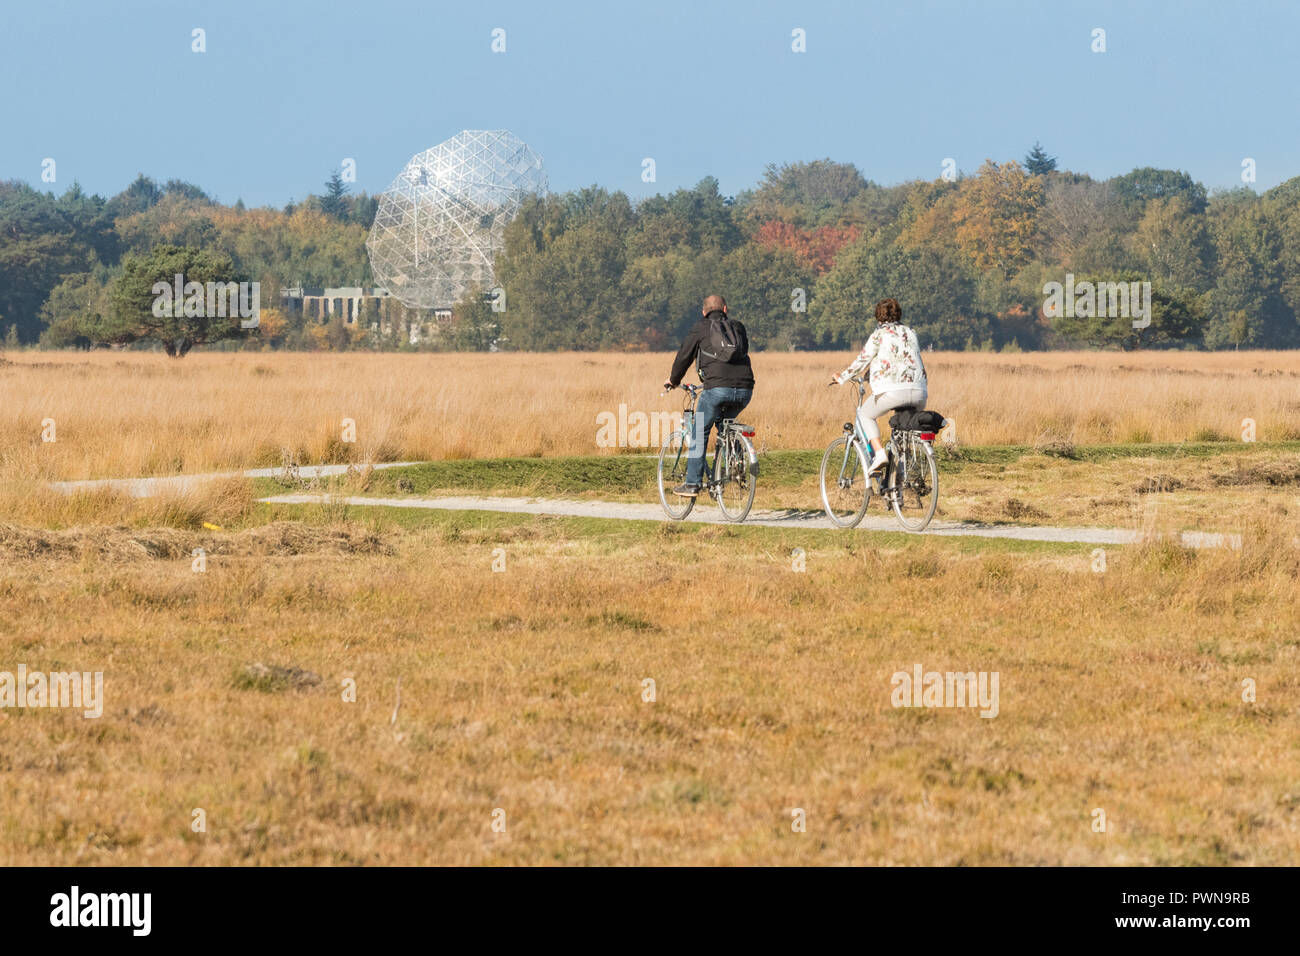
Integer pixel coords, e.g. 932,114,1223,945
258,492,1240,549
48,467,1239,549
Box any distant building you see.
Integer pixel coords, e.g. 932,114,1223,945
279,285,452,344
280,286,392,324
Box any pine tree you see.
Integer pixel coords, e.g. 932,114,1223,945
1024,142,1057,176
321,171,349,220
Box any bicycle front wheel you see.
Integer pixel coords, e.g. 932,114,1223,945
715,432,757,523
657,429,695,520
820,435,872,528
891,439,939,532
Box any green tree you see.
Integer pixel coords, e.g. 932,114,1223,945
812,234,986,349
164,179,211,202
495,190,634,349
1204,203,1294,347
741,159,871,227
101,244,246,356
1130,197,1212,295
1272,200,1300,340
320,171,349,220
349,192,379,228
1111,167,1208,214
0,181,102,341
1264,174,1300,206
619,251,685,349
449,285,501,351
1024,142,1057,176
718,242,813,350
104,173,164,219
38,271,109,349
1227,310,1249,349
1052,276,1203,349
630,178,741,257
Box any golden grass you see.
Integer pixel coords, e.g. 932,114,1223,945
1,511,1297,865
2,349,1298,866
3,350,1299,481
5,440,1299,539
0,475,258,531
924,447,1300,532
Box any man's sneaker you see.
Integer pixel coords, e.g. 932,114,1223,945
672,483,701,497
868,446,889,473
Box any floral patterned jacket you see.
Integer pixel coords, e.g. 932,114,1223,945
834,323,927,392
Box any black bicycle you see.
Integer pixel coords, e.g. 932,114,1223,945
657,384,758,522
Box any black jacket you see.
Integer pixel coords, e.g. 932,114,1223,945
668,311,755,390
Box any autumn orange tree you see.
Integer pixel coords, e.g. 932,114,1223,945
753,221,862,276
954,160,1043,274
905,160,1043,277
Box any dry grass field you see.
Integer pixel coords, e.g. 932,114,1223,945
0,506,1297,864
2,350,1299,481
1,349,1298,865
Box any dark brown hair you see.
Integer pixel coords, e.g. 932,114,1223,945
874,298,902,324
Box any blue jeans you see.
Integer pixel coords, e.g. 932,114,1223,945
685,387,752,485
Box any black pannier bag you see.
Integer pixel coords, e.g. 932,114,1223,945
888,409,946,433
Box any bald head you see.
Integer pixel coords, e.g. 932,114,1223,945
702,294,727,315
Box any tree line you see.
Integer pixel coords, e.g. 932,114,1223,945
4,149,1300,354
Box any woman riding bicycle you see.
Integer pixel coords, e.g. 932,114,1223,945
827,298,927,474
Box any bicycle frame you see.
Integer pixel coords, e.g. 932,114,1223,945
676,388,716,494
673,385,755,496
836,377,879,487
836,376,909,498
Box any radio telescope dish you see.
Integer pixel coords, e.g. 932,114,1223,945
366,130,547,309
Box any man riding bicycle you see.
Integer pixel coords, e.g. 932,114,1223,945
662,294,754,497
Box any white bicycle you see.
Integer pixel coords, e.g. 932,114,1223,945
819,376,941,532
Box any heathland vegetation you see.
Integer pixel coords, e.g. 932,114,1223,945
5,153,1297,868
6,149,1300,353
4,351,1299,481
3,348,1297,867
2,480,1297,864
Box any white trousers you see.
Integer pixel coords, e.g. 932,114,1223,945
856,386,927,443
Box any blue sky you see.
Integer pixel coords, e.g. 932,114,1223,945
3,0,1298,206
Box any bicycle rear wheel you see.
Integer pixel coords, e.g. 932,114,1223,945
820,435,872,528
657,429,695,520
715,432,757,522
890,438,939,532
